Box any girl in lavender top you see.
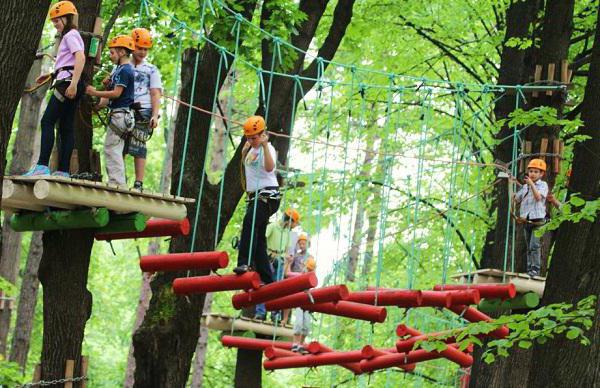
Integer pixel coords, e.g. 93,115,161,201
24,1,85,177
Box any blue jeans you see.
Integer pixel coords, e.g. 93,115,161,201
255,303,266,317
524,224,541,273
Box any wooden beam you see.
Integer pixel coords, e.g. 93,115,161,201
553,138,561,173
3,179,75,209
81,356,89,388
533,65,543,97
64,359,75,388
546,63,556,96
202,314,294,339
561,60,569,84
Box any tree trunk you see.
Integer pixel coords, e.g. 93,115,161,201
0,0,49,215
472,1,575,386
190,293,213,388
526,8,600,385
9,231,43,369
0,39,49,357
37,0,102,383
124,118,175,387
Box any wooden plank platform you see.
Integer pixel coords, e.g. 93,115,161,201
202,313,294,339
2,176,194,221
450,268,545,297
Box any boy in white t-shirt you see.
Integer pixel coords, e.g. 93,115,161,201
233,116,281,320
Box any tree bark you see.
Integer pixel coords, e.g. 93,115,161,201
9,231,43,369
190,293,213,388
0,0,49,214
526,8,600,385
0,40,48,357
37,0,102,383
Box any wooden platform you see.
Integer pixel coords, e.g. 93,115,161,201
451,268,545,297
2,176,194,221
202,313,294,339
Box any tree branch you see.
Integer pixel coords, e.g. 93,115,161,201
102,0,126,45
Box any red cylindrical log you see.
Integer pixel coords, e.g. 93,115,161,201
96,217,190,240
264,346,298,360
265,285,349,311
448,305,509,338
173,272,261,294
361,345,396,359
360,344,463,373
345,290,423,307
221,335,294,351
263,350,365,370
433,283,516,300
232,272,318,309
304,342,362,374
140,251,228,272
420,291,453,308
303,301,387,323
447,289,481,306
396,324,422,337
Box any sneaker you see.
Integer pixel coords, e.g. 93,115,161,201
23,164,50,177
527,270,539,278
133,180,143,191
291,344,300,352
270,311,281,323
51,171,70,178
233,265,250,275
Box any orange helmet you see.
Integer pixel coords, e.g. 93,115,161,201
49,1,78,19
132,28,153,49
108,35,135,51
243,115,265,136
285,208,300,223
297,233,309,242
527,158,547,172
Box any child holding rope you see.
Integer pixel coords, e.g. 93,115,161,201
86,36,136,187
233,116,281,317
128,27,162,191
513,158,549,277
24,1,85,177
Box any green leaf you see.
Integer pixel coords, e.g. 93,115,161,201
518,340,532,349
483,353,495,364
566,329,580,340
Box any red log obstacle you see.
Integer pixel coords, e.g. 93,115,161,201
396,324,422,337
448,305,509,338
447,289,481,306
265,285,349,311
420,291,453,308
359,344,471,373
264,347,298,359
95,218,190,240
301,342,362,374
361,346,416,371
303,301,387,323
140,251,228,272
232,272,318,309
173,272,261,294
263,350,365,370
345,290,423,307
221,335,294,351
434,283,516,300
394,327,472,367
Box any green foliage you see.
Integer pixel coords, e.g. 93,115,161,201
0,276,17,297
539,194,600,235
413,295,597,365
505,107,583,134
0,355,26,387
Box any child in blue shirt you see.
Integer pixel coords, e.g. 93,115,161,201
86,35,136,187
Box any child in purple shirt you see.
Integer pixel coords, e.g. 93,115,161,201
24,1,85,177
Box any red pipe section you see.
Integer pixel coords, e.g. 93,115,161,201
303,301,387,323
420,290,453,308
448,305,509,338
263,350,366,370
360,344,470,373
434,283,516,300
173,272,261,294
305,342,362,374
264,346,298,359
361,346,416,371
447,289,481,306
232,272,318,309
221,335,294,351
96,217,190,240
396,324,422,337
345,290,423,307
264,285,349,311
140,251,228,272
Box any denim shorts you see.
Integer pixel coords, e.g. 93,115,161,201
127,108,152,158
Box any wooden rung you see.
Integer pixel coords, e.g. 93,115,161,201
70,149,79,175
33,364,42,383
533,65,543,97
64,359,75,388
522,141,532,172
546,63,556,96
81,356,89,388
553,139,561,173
540,138,548,155
561,60,569,84
567,69,573,83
